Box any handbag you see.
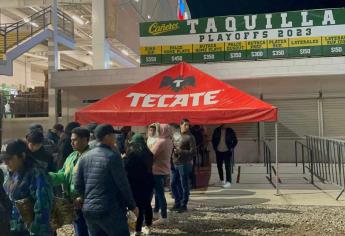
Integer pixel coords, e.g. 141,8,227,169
51,197,76,230
14,197,34,228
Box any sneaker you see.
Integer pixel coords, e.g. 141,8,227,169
152,218,168,226
177,206,187,213
218,180,225,186
142,226,151,235
223,182,231,188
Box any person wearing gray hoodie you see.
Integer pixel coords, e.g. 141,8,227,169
150,124,173,225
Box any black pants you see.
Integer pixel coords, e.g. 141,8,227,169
136,199,153,232
216,151,232,183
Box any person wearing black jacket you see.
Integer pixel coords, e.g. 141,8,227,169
26,130,56,173
75,124,138,236
125,133,154,235
212,124,238,188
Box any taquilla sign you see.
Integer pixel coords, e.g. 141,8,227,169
139,8,345,65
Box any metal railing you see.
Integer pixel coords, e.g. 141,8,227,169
305,136,345,200
294,140,314,183
0,6,74,55
263,140,280,188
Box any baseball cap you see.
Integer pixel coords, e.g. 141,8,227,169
85,122,98,134
28,123,44,133
0,139,28,161
94,124,115,141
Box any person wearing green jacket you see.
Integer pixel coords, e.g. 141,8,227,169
49,127,90,236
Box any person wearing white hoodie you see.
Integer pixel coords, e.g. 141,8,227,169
149,124,173,225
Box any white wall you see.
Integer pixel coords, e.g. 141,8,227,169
0,60,45,90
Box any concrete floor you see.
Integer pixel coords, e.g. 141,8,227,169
180,163,345,208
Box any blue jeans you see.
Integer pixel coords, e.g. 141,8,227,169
153,175,168,218
74,209,89,236
171,163,192,207
84,211,129,236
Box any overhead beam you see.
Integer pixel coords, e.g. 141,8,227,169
0,0,91,8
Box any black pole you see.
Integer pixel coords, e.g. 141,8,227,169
0,92,3,147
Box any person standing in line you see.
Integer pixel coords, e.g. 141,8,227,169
49,127,91,236
125,133,154,235
47,123,64,145
26,130,56,173
57,122,80,168
212,124,238,188
147,123,159,149
150,124,173,225
75,124,138,236
84,123,98,149
27,123,56,155
1,139,53,236
171,119,196,213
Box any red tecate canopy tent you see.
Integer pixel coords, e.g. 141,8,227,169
75,62,277,126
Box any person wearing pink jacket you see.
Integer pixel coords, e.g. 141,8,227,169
150,124,173,225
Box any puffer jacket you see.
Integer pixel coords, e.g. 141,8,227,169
150,124,173,175
172,131,196,165
75,143,136,217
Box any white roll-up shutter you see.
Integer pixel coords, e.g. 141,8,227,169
322,98,345,137
263,98,319,139
230,123,258,141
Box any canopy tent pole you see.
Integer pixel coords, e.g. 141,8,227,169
275,121,280,195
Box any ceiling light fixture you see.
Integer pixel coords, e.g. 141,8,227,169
31,22,39,27
121,49,129,56
29,7,39,12
147,15,151,19
72,15,84,25
23,18,30,23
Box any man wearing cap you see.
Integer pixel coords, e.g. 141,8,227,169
75,124,138,236
49,127,91,236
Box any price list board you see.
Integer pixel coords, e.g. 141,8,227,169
140,46,162,65
161,44,193,64
224,41,247,61
246,40,268,60
192,43,225,63
267,39,289,58
288,37,322,57
322,35,345,56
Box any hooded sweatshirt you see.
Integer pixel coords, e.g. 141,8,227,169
150,124,173,175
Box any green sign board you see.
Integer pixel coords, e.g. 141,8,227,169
139,8,345,65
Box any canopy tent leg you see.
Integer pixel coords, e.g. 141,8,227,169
275,122,280,195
